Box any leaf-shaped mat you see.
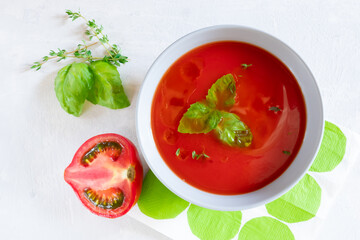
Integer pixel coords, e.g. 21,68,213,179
187,204,242,240
238,217,294,240
136,121,348,240
265,174,321,223
310,121,346,172
137,170,189,219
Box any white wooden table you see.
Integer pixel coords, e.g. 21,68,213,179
1,0,359,239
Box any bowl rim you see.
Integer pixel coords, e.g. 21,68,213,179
136,25,324,211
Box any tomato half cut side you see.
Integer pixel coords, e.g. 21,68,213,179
64,134,143,218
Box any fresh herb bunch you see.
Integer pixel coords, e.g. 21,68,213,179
31,10,130,117
31,10,127,70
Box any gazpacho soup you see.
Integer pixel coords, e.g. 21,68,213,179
151,41,306,195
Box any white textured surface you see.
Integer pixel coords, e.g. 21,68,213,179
0,0,359,239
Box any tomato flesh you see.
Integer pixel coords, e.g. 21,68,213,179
64,134,143,218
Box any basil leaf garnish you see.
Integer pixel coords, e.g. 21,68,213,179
215,111,253,147
177,74,253,147
178,102,221,134
206,74,236,109
54,62,93,117
87,61,130,109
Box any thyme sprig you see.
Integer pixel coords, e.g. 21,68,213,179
175,148,210,160
241,63,252,69
269,106,282,112
192,151,210,160
31,10,127,70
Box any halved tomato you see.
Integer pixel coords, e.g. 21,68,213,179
64,134,143,218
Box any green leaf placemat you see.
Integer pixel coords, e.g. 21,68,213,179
128,121,360,240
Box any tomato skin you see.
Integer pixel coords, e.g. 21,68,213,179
64,134,143,218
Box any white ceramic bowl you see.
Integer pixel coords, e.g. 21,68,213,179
136,25,324,211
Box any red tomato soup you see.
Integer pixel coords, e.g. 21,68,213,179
151,41,306,195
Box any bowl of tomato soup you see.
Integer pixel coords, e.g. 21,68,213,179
136,25,323,210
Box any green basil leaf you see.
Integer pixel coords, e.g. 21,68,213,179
54,63,93,117
206,74,236,109
87,61,130,109
177,73,253,147
178,102,221,134
214,111,253,147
